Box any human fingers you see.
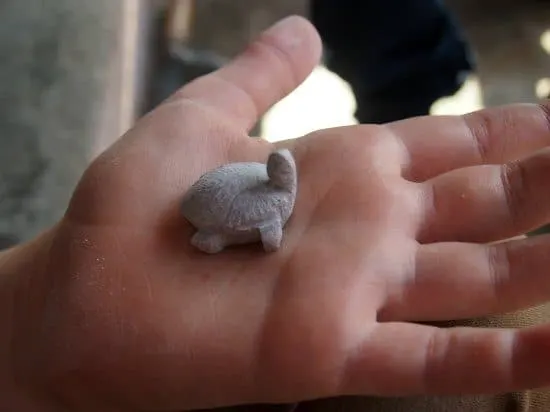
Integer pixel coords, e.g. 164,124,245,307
377,235,550,322
418,146,550,243
341,321,550,396
390,102,550,182
66,13,325,226
169,15,322,133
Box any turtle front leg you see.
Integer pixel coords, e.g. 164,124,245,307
259,221,283,252
191,231,227,254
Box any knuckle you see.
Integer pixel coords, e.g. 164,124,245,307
538,101,550,133
500,149,550,232
423,329,452,391
485,243,511,308
500,161,529,231
352,125,409,173
463,110,493,163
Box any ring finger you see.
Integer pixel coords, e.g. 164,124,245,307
377,234,550,322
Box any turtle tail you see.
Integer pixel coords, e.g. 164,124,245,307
267,149,297,192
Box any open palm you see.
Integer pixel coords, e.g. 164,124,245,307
18,16,550,411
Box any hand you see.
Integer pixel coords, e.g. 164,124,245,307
5,15,550,412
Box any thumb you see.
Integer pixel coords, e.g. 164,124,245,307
170,15,323,133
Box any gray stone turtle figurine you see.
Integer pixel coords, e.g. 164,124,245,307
180,148,297,254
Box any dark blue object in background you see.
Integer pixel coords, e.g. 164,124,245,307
310,0,476,124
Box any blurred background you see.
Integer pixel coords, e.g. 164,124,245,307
0,0,549,245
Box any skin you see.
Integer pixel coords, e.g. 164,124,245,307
2,14,550,412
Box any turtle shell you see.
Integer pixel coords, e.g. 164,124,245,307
180,162,269,231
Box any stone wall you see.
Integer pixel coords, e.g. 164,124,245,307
0,1,129,242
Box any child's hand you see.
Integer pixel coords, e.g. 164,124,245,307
4,15,550,412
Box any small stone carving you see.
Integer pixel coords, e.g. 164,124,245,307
180,149,298,254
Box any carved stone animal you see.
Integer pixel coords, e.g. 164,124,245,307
180,149,297,254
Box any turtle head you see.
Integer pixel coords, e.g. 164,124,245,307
267,149,297,193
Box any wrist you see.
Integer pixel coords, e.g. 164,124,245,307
0,230,61,411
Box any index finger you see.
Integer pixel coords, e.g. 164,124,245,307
342,322,550,396
390,102,550,182
169,15,322,133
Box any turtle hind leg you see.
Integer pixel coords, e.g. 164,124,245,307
191,231,227,254
259,221,283,252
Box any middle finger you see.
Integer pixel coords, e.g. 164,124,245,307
417,147,550,244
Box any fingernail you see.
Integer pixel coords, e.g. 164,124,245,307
263,15,306,49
